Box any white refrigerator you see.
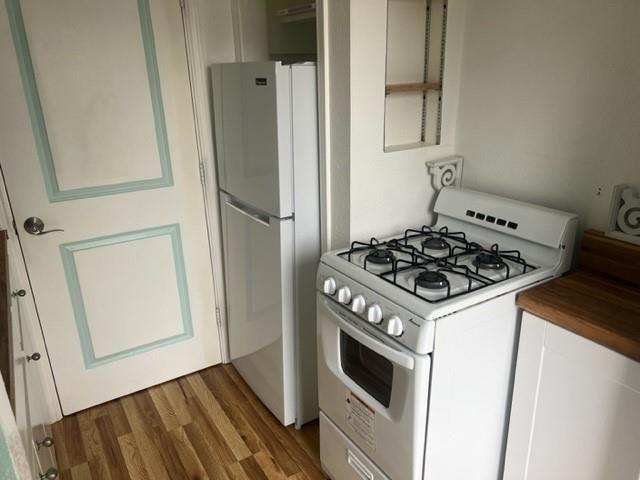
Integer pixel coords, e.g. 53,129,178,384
211,62,320,427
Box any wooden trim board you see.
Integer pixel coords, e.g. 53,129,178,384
385,82,441,95
580,229,640,288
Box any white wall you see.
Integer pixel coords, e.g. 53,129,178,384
322,0,351,248
233,0,269,61
456,0,640,231
199,0,269,64
197,0,237,64
321,0,468,248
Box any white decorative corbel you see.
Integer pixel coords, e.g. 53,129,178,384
426,156,464,192
606,184,640,245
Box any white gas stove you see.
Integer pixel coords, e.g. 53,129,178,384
317,187,578,480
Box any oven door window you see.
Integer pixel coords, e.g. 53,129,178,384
340,331,394,408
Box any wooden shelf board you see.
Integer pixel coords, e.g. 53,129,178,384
385,82,441,95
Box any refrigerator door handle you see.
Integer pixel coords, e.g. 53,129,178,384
225,198,271,227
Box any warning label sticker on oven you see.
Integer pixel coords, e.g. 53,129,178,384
346,391,375,449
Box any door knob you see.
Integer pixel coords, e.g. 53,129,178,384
40,468,58,480
23,217,64,236
36,436,54,450
27,352,41,362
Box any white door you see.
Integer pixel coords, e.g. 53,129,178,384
0,0,222,414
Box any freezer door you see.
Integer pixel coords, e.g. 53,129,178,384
212,62,293,218
220,193,295,425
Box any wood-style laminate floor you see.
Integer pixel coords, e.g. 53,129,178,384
51,364,327,480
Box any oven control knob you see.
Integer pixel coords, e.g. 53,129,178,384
323,277,337,295
367,304,383,324
386,315,404,337
337,286,352,305
351,295,366,314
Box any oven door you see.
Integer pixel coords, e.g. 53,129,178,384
317,294,431,480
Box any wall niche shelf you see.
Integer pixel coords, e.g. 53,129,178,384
276,2,316,23
383,0,448,151
385,82,441,96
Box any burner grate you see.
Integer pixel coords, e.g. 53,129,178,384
340,238,422,273
384,258,496,304
451,243,536,280
337,225,538,303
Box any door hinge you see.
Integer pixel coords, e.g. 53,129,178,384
199,162,206,186
215,306,222,329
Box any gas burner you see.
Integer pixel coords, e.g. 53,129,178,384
338,226,539,303
422,237,450,251
367,248,396,265
472,252,506,271
415,271,449,290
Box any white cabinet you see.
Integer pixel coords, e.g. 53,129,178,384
9,279,32,475
505,312,640,480
0,170,61,478
4,230,59,479
0,165,62,475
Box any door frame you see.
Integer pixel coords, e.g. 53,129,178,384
316,0,331,253
182,0,329,360
181,0,229,362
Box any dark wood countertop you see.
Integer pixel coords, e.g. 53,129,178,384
517,229,640,362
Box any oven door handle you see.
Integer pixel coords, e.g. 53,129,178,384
323,297,415,370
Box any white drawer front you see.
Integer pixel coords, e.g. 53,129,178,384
320,413,390,480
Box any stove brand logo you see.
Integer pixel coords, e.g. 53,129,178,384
255,78,268,86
